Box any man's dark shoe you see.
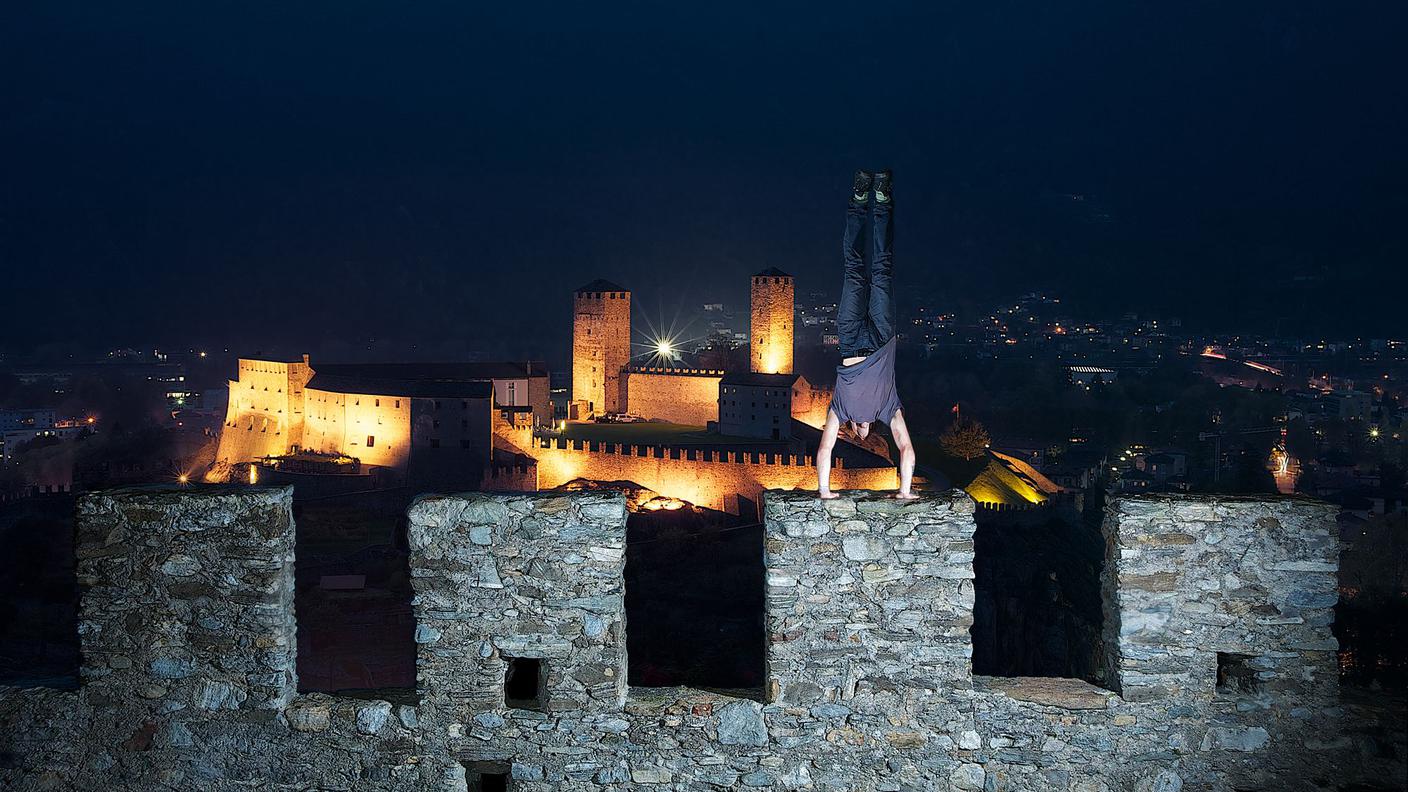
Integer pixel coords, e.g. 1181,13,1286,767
874,170,893,203
852,170,873,204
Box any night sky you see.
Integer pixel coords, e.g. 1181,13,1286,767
3,2,1405,363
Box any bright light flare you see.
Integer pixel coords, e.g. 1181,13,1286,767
633,309,706,368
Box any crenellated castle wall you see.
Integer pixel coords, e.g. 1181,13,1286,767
0,488,1402,791
529,438,897,514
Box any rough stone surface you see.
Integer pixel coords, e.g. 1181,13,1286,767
0,488,1403,791
715,699,768,746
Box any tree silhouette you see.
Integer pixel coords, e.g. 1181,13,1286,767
940,417,991,460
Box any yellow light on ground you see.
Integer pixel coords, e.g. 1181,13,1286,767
1369,428,1380,439
656,339,674,358
178,474,190,484
249,466,258,485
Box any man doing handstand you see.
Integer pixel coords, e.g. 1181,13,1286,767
816,169,917,499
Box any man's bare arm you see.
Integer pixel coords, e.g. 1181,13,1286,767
889,409,918,498
816,409,841,499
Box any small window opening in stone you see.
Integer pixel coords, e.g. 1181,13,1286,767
466,761,511,792
504,656,546,710
1216,652,1262,694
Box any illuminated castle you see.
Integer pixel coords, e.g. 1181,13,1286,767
571,270,821,427
509,271,892,515
209,358,547,487
208,271,892,513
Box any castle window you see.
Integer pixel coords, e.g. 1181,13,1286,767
395,400,400,409
366,435,375,448
466,763,510,792
504,656,546,711
430,439,440,448
374,399,380,407
1216,652,1261,694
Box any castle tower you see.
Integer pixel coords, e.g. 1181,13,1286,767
572,279,631,416
751,267,794,374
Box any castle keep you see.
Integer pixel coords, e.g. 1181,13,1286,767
751,268,795,375
571,280,633,418
1,486,1400,790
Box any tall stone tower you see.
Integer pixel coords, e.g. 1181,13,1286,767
572,280,632,416
750,267,794,374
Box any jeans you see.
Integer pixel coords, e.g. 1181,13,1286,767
838,197,894,358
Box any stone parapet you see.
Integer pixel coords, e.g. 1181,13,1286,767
408,491,629,719
763,490,976,705
76,485,298,710
1102,494,1341,704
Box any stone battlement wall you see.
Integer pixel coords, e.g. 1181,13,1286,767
0,489,1402,792
1101,495,1342,705
529,441,896,513
626,366,727,376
